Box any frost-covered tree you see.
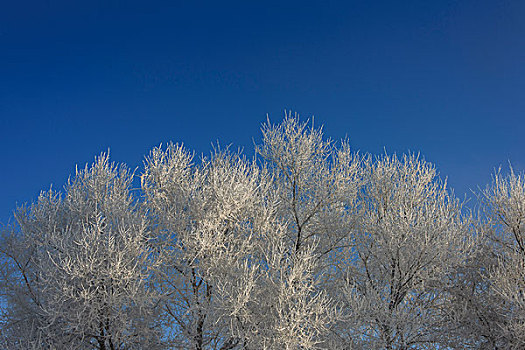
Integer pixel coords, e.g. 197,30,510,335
0,154,161,349
457,167,525,349
256,115,362,348
141,144,272,349
339,154,471,349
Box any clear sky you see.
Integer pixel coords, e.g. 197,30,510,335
1,0,524,223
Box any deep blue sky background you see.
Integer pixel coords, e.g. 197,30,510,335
1,0,524,223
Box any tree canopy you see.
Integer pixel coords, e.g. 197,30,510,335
1,114,523,349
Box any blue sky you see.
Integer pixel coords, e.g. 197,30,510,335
1,0,524,222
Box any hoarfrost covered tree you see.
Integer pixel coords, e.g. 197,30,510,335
0,154,161,349
256,114,362,348
339,154,471,349
462,167,525,349
141,144,273,349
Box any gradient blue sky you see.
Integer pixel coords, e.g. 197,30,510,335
1,0,524,222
